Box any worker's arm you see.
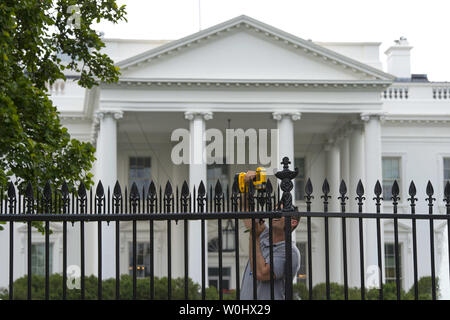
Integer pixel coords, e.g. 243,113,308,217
244,219,273,281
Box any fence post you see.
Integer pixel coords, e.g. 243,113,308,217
275,156,298,300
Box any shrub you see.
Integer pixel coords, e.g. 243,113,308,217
0,274,220,300
293,277,439,300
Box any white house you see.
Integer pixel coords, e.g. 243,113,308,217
1,15,450,298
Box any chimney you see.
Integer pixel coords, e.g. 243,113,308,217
385,37,413,79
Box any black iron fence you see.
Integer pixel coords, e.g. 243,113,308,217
1,156,450,300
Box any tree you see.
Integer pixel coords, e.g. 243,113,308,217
0,1,127,229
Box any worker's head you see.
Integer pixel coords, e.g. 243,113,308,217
272,215,299,236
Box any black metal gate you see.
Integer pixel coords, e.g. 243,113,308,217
1,156,449,300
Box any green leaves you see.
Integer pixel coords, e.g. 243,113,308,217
0,0,126,218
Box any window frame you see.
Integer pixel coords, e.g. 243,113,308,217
382,156,402,202
128,156,152,194
31,242,54,276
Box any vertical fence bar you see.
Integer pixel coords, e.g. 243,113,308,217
426,181,436,300
391,181,401,300
149,181,156,300
130,182,139,300
304,179,314,300
444,182,450,293
7,182,16,300
338,180,349,300
164,181,173,300
198,182,206,300
61,182,69,300
181,181,189,300
285,215,293,300
113,181,121,300
374,181,384,300
231,179,240,300
25,182,33,300
97,182,105,300
266,180,275,301
356,180,366,300
321,179,331,300
408,181,419,300
215,180,224,300
79,182,86,300
43,181,51,301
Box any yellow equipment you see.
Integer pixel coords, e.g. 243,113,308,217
235,167,267,193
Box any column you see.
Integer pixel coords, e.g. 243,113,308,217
348,122,365,287
185,111,212,287
325,139,342,284
95,110,123,279
361,113,384,288
272,112,301,241
339,128,350,186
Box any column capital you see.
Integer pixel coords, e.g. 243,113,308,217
95,110,124,121
184,111,213,121
360,112,386,122
272,111,302,121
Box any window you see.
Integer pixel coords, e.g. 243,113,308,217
296,242,307,285
31,243,53,276
207,159,229,191
128,242,151,278
129,157,151,194
384,243,402,285
444,158,450,189
208,267,231,291
382,157,401,200
295,158,306,201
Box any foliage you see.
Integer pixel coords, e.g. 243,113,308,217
0,0,127,231
0,274,238,300
293,277,439,300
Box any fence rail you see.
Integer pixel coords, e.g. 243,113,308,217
1,157,450,300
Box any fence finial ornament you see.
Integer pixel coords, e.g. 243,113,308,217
275,156,298,212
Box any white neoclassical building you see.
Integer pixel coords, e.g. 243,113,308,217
1,15,450,297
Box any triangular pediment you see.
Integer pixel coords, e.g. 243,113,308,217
116,15,394,83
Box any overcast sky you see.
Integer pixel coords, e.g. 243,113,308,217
95,0,450,81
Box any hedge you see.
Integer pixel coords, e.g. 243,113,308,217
293,276,439,300
0,274,438,300
0,274,236,300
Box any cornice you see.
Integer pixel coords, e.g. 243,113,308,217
106,78,392,89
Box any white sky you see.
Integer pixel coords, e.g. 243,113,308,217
95,0,450,81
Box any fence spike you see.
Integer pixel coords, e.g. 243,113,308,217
113,181,122,197
7,182,16,199
339,180,347,197
321,179,330,198
25,182,34,199
96,181,105,198
43,181,52,200
148,181,156,197
356,180,364,198
164,181,173,197
214,179,223,196
78,181,87,198
374,180,382,198
305,178,313,198
444,181,450,204
426,181,436,204
198,181,206,197
408,181,417,198
61,181,69,197
426,181,434,197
